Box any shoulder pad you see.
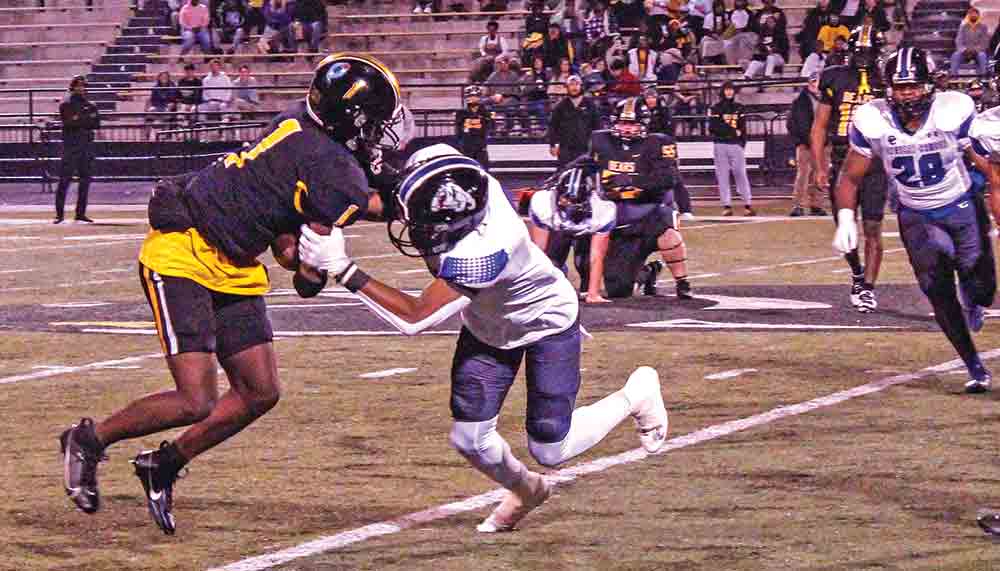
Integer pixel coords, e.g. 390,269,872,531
852,101,890,139
931,91,975,132
528,190,555,230
438,249,509,286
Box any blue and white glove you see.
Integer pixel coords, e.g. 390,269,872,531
298,224,352,275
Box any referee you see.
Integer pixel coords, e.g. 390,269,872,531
55,76,100,224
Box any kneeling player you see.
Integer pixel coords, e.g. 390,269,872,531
592,97,693,299
834,47,996,393
299,144,670,532
528,165,617,303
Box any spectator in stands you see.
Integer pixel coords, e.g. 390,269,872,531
628,34,659,83
549,57,575,96
244,0,266,36
817,13,849,53
826,33,848,65
700,0,728,64
582,56,609,96
55,76,99,224
839,0,861,27
413,0,433,13
645,0,672,46
548,75,601,166
584,2,616,61
950,7,990,77
471,20,509,83
751,0,787,39
855,0,890,31
526,0,551,36
543,22,575,69
641,84,674,135
262,0,295,53
146,71,181,139
610,0,645,31
231,64,261,113
294,0,328,56
743,19,787,81
672,61,702,135
520,54,552,134
179,0,213,61
200,59,233,120
454,85,493,167
664,18,696,59
485,55,522,133
167,0,184,32
686,0,711,42
177,63,203,125
607,57,641,101
990,22,1000,62
796,0,831,61
724,0,758,66
709,81,754,216
215,0,248,55
786,73,826,217
800,42,826,78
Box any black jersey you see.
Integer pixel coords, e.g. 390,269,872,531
819,64,884,145
182,102,369,263
590,130,678,204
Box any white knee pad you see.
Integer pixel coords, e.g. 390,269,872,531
449,418,526,489
527,437,569,468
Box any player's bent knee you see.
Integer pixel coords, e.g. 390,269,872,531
658,229,684,252
525,416,572,466
247,385,281,417
862,221,883,241
449,419,504,463
178,396,216,424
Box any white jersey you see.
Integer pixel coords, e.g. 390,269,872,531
527,189,617,237
849,91,975,211
431,176,579,350
968,105,1000,163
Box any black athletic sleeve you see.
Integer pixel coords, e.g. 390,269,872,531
298,146,370,228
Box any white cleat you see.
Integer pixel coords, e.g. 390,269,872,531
477,471,552,533
622,366,669,453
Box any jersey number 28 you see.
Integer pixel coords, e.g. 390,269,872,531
891,152,945,188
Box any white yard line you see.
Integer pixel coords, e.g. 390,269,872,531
0,353,161,386
358,367,418,379
207,348,998,571
705,368,758,380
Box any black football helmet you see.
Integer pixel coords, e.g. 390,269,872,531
847,23,883,70
551,165,599,227
611,97,648,140
388,144,490,257
307,53,405,153
884,47,935,125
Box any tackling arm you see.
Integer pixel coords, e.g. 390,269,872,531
353,276,470,336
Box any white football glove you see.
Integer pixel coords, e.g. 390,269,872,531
298,224,352,275
832,208,858,254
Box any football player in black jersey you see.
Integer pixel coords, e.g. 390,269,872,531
58,53,408,534
811,24,889,313
589,97,693,300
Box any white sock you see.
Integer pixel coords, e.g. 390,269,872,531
527,390,631,467
450,417,528,490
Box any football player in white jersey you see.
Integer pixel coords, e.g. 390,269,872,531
297,144,670,532
833,46,997,393
528,165,618,303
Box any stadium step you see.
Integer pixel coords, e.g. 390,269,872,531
917,0,969,10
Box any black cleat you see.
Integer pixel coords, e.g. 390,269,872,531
676,279,693,300
789,206,805,217
74,215,94,224
53,216,64,224
978,509,1000,536
744,205,757,217
60,418,105,514
722,206,733,217
131,442,182,535
640,261,664,296
849,272,865,308
809,207,828,216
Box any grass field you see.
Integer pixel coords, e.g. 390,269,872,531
4,201,1000,570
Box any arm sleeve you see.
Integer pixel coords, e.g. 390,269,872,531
355,290,470,336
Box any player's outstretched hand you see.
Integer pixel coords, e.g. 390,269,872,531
832,208,858,253
298,224,352,275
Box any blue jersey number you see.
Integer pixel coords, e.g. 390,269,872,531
892,152,945,188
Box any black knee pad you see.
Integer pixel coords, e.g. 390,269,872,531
525,415,572,444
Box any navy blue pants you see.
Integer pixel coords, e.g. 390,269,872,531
605,201,676,298
898,193,996,306
544,233,591,294
450,321,581,444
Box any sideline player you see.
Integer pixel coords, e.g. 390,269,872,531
528,164,617,303
833,46,997,394
58,53,409,534
590,97,693,299
298,143,670,532
812,24,888,313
